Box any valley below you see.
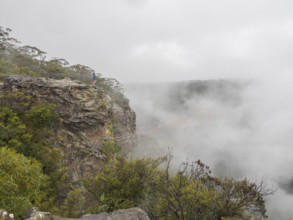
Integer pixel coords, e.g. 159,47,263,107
126,79,293,219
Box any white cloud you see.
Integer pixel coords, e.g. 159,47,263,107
131,41,193,68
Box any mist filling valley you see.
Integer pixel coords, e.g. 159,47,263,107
125,79,293,219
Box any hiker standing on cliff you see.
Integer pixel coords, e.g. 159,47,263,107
92,72,97,86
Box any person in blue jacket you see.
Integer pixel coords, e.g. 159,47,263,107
92,72,97,85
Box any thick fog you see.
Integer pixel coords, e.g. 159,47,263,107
125,79,293,219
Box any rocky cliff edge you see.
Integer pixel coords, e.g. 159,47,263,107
1,75,136,185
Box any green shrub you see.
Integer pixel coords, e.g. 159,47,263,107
25,104,59,128
144,156,272,220
84,157,163,213
84,148,273,220
0,147,47,219
60,188,85,218
0,94,66,214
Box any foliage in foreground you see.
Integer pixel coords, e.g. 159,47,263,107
0,92,66,216
83,144,273,220
0,147,46,219
145,155,270,220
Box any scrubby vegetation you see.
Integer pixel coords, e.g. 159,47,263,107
0,26,273,219
0,147,46,219
83,144,272,220
0,92,66,219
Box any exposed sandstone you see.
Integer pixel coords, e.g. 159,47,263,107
1,75,136,186
53,208,150,220
1,207,150,220
24,207,52,220
0,209,14,220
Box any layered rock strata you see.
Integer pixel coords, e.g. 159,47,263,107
1,75,136,185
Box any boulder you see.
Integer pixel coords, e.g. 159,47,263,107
0,210,14,220
24,207,52,220
54,208,149,220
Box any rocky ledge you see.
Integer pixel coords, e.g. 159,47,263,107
1,75,136,185
2,207,149,220
55,208,150,220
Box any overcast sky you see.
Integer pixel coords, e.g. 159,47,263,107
0,0,293,83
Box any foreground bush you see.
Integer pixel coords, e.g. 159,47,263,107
84,148,273,220
0,147,46,219
145,156,272,220
0,93,67,213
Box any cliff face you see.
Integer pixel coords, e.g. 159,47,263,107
1,75,136,184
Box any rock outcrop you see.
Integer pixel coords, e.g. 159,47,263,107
1,75,136,186
54,208,150,220
1,207,150,220
24,207,52,220
0,210,14,220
